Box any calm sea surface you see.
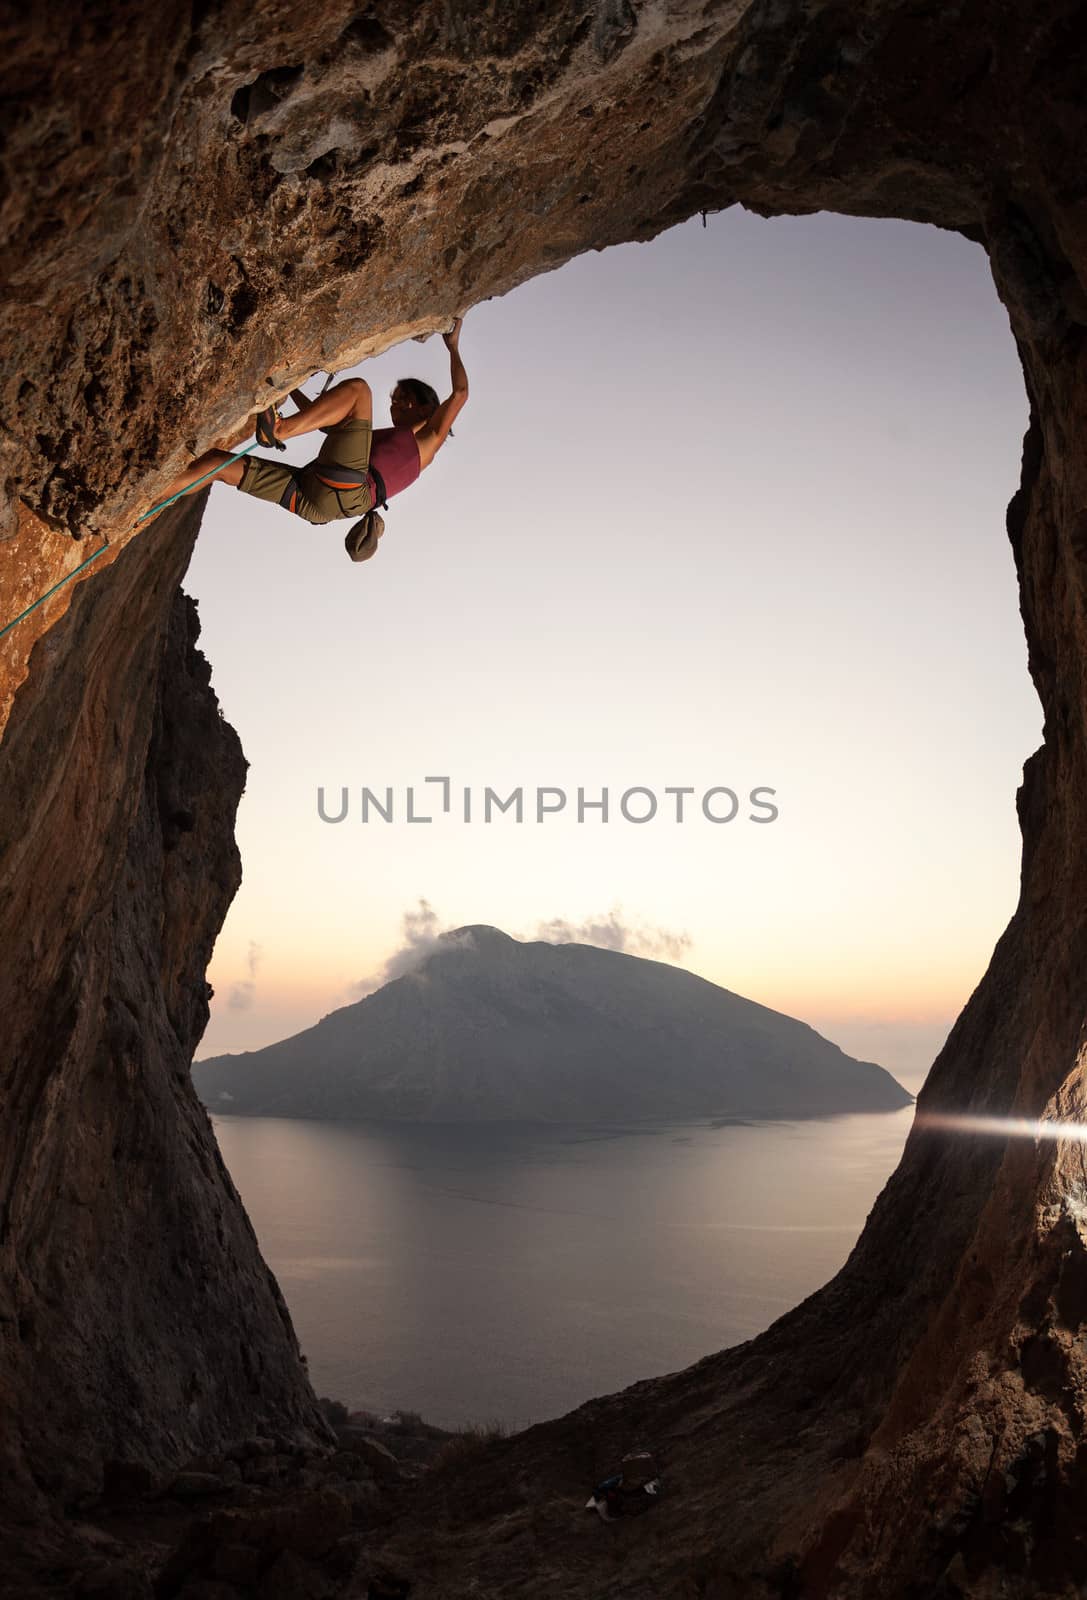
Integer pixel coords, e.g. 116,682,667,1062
212,1101,918,1432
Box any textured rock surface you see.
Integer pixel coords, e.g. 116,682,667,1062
1,1,1087,1595
0,495,331,1528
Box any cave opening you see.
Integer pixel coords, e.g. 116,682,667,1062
178,205,1041,1431
4,2,1086,1589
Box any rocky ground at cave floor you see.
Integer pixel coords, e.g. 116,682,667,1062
0,1365,824,1600
0,1410,440,1600
1,1353,1077,1600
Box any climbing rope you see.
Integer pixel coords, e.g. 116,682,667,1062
135,440,261,523
0,441,259,642
0,537,111,643
1,373,337,642
0,443,258,643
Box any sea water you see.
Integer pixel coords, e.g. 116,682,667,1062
212,1099,918,1431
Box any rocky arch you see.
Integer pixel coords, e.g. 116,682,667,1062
1,2,1085,1594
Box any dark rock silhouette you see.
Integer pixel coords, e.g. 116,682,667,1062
194,924,911,1122
0,499,331,1541
1,1,1086,1595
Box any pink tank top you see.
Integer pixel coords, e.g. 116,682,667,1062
369,426,421,501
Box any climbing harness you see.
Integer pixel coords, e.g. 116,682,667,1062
314,461,387,517
137,372,339,524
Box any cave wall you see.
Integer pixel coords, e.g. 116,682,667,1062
0,494,331,1518
2,1,1087,1593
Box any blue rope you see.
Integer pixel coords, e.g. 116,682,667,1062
136,439,260,522
0,439,263,643
0,537,111,643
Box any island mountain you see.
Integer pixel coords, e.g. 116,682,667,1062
192,926,911,1122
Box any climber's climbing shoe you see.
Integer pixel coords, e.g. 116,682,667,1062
255,405,285,451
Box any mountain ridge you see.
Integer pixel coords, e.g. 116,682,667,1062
193,925,912,1122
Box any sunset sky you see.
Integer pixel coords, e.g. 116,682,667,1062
184,206,1041,1091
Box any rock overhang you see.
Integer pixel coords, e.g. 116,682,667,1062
2,2,1087,1593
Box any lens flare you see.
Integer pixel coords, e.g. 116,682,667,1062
915,1110,1087,1144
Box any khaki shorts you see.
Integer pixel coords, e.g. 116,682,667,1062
238,419,376,524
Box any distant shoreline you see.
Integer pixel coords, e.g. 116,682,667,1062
206,1104,915,1132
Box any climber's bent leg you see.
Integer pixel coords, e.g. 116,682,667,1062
235,454,328,522
157,448,246,505
274,376,372,441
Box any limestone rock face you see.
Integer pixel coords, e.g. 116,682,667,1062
1,1,1087,1595
0,495,331,1521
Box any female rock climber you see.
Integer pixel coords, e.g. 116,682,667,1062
156,316,468,556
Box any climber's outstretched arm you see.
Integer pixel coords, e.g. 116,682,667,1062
417,318,468,461
444,318,468,403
